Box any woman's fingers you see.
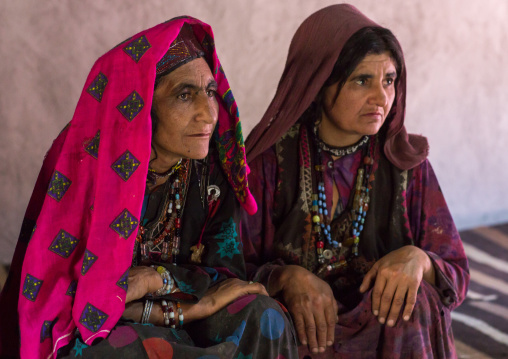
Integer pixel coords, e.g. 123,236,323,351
385,283,408,327
246,281,269,296
359,264,378,293
292,311,308,346
376,275,398,325
275,266,337,351
285,292,331,352
324,300,337,346
231,280,268,298
366,246,432,327
300,295,336,352
303,310,319,353
402,283,418,321
370,273,386,317
202,279,269,316
294,300,335,353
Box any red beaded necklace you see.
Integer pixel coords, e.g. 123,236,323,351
136,159,190,265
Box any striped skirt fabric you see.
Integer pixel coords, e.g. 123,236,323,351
453,223,508,358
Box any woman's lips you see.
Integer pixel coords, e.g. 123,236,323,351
361,112,383,120
187,132,211,138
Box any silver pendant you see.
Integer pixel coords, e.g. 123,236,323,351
207,185,220,203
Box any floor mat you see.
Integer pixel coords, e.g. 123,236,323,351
454,223,508,358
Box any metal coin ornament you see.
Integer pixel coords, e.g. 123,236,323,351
323,249,333,260
190,244,205,264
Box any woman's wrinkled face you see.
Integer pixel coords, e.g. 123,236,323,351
151,58,219,166
319,52,397,147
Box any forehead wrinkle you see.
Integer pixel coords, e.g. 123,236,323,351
169,79,216,96
352,61,396,77
155,59,215,97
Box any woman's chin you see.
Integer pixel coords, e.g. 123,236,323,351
359,125,383,137
185,148,210,161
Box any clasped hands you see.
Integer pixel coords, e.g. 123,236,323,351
270,245,435,354
123,266,268,325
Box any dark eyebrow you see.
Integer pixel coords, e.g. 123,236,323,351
207,80,218,90
351,72,397,80
172,83,198,94
351,73,374,80
172,79,218,94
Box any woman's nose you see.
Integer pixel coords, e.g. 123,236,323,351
368,83,388,107
195,93,218,124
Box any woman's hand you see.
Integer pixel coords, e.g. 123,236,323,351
123,278,267,325
123,301,145,323
270,265,338,354
123,301,166,325
125,266,163,303
186,278,268,321
359,245,436,327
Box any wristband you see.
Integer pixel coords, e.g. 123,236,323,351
141,299,153,324
149,265,174,297
176,301,184,328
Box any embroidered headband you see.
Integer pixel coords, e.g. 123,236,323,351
156,23,205,76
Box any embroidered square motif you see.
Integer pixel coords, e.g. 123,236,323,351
111,150,140,181
49,230,79,258
123,35,151,63
47,171,71,201
84,130,100,159
81,249,98,275
117,91,144,121
66,280,78,297
79,303,108,333
87,73,108,102
22,274,43,301
116,269,129,291
40,318,58,343
110,209,139,239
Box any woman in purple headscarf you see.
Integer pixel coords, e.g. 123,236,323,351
0,16,298,359
242,4,469,358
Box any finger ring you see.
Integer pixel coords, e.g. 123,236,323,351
248,281,254,284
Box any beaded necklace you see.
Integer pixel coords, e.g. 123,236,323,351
314,121,369,157
136,159,190,265
312,128,377,275
147,159,182,185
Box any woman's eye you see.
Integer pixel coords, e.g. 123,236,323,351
385,78,394,85
355,78,367,86
206,90,216,97
178,93,190,101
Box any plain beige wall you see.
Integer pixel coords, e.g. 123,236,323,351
1,0,507,264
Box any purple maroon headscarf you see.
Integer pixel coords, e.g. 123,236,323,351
246,4,429,170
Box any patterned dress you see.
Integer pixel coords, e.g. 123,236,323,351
0,16,296,359
56,154,298,358
242,122,470,358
